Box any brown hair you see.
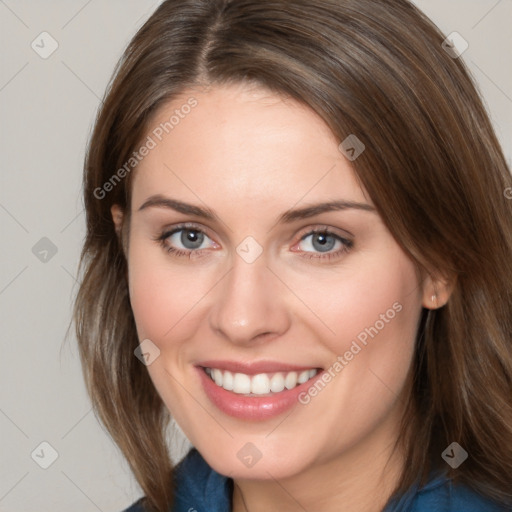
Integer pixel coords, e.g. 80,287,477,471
72,0,512,510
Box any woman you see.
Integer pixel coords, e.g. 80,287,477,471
73,0,512,511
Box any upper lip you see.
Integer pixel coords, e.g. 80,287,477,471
197,360,322,375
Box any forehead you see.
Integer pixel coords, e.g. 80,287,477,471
131,83,369,212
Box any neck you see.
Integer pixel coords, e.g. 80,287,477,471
231,418,405,512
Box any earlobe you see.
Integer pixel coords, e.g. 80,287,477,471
111,204,124,235
422,272,457,309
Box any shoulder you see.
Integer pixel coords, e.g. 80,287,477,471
385,471,511,512
417,477,510,512
121,447,232,512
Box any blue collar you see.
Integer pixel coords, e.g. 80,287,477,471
163,448,508,512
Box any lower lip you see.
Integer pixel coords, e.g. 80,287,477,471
196,366,324,421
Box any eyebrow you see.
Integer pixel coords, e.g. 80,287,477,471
278,200,375,223
138,195,218,220
137,194,376,223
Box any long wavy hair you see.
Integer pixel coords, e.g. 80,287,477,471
72,0,512,510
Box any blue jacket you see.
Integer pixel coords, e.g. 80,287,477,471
123,448,510,511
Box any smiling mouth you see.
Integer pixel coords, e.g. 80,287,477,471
202,366,321,396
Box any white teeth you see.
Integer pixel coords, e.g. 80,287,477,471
297,370,310,384
284,371,298,390
205,367,319,394
233,373,251,394
270,373,285,393
251,373,270,394
213,368,223,387
222,370,234,391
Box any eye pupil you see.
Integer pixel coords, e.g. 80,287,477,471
181,229,204,249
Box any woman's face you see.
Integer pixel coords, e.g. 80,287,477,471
117,82,431,479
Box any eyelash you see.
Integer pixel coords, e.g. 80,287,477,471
153,223,353,262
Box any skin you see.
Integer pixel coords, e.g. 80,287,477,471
112,82,451,512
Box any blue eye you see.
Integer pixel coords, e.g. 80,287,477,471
169,228,207,250
300,232,339,252
155,225,216,257
296,229,353,260
154,224,353,261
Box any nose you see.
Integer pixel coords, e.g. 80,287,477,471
208,252,291,346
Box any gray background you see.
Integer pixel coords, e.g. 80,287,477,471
0,1,510,510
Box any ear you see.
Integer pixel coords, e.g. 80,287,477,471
421,271,457,309
111,204,124,236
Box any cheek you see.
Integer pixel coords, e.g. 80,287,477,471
127,238,208,345
312,250,421,353
126,241,212,425
304,254,421,427
293,250,422,397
